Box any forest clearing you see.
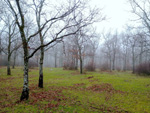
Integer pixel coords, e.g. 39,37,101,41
0,67,150,113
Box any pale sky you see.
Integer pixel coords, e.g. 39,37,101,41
90,0,132,32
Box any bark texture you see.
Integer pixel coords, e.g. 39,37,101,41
20,59,29,101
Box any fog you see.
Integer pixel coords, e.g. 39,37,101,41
0,0,150,74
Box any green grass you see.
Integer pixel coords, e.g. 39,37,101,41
0,67,150,113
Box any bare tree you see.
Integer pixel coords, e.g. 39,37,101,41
102,31,113,70
32,0,47,88
1,10,21,75
111,31,119,70
129,0,150,34
120,33,130,71
4,0,104,100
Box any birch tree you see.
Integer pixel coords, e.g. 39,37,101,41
4,0,103,100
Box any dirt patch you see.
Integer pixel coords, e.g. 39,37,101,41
0,78,7,82
87,76,94,79
69,83,85,90
71,71,80,75
146,84,150,87
29,86,67,109
0,77,15,82
87,83,124,94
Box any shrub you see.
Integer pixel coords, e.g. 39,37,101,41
63,61,76,70
135,62,150,75
116,67,122,72
85,61,96,71
28,60,38,69
99,63,110,71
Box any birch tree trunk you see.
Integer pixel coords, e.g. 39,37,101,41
38,30,44,88
20,41,29,100
20,57,29,100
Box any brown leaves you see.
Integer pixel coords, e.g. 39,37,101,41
87,76,94,79
73,83,85,87
44,103,59,109
29,86,67,109
87,83,124,94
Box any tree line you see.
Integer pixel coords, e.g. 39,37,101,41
0,0,150,101
0,0,104,101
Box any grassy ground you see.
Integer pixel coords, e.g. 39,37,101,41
0,67,150,113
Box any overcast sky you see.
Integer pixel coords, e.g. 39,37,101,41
90,0,132,32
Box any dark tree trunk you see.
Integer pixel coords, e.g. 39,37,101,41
79,49,83,74
132,47,135,74
7,55,11,75
7,35,11,75
80,58,83,74
12,50,17,69
38,48,44,88
38,59,43,88
112,53,116,70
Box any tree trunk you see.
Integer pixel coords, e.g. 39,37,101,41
12,50,17,69
38,58,43,88
38,47,44,88
38,30,44,88
20,58,29,101
20,32,29,100
112,59,115,70
7,36,11,75
80,58,83,74
75,57,78,70
112,53,115,70
109,55,111,71
123,55,127,71
139,43,143,64
7,55,11,75
54,52,57,68
132,47,135,74
79,49,83,74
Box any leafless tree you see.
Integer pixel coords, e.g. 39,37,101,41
3,0,104,100
129,0,150,34
102,31,113,70
0,9,21,75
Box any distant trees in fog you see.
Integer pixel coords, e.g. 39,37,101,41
1,0,150,101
